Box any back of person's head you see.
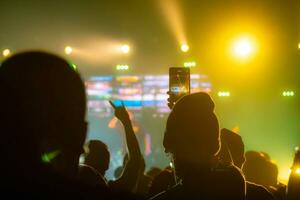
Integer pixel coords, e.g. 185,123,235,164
287,149,300,200
114,166,124,179
242,151,278,187
146,167,162,179
84,140,110,176
0,51,87,177
163,92,220,164
148,167,176,198
218,128,245,168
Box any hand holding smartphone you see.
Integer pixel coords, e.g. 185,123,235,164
168,67,190,109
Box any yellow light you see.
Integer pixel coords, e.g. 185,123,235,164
218,91,230,97
64,46,73,55
232,37,254,59
298,43,300,49
296,168,300,174
2,49,11,57
121,44,130,54
181,44,189,52
184,61,196,68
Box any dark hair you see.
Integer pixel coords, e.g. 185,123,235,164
0,51,86,168
163,92,220,156
85,140,110,175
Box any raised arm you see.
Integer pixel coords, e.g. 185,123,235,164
109,101,142,192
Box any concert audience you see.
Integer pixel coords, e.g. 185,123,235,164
0,51,298,200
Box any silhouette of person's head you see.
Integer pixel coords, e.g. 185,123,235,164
218,128,245,168
242,151,278,187
114,166,124,179
146,167,162,179
0,51,87,177
163,92,220,175
161,92,246,200
84,140,110,176
287,149,300,200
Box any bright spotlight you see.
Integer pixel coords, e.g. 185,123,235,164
121,44,130,54
2,49,11,57
181,44,189,52
296,168,300,174
232,37,253,59
65,46,73,55
298,43,300,49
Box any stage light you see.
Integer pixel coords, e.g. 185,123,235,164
181,44,189,52
218,91,230,97
121,44,130,54
232,37,253,59
116,64,129,71
65,46,73,55
2,49,11,57
184,61,196,68
296,168,300,174
282,91,295,97
298,43,300,49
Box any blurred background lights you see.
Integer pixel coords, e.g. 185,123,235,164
2,49,11,57
184,61,196,68
218,91,231,97
64,46,73,55
282,91,295,97
295,168,300,174
181,43,189,52
116,64,129,71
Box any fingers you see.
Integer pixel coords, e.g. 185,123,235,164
108,100,116,109
168,102,174,109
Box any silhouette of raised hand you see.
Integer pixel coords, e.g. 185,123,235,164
109,100,130,124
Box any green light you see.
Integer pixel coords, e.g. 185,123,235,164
218,91,230,97
116,64,129,71
70,63,77,71
41,150,60,163
184,61,197,68
282,91,295,97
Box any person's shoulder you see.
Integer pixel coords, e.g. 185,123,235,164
246,181,275,200
213,162,245,182
150,184,183,200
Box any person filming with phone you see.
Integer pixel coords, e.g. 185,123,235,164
152,92,246,200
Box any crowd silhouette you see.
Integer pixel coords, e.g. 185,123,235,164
0,51,299,199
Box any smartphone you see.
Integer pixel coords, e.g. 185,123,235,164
169,67,190,103
112,100,123,107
